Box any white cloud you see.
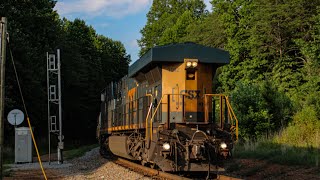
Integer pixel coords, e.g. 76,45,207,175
55,0,152,18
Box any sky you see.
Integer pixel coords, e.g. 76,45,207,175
54,0,212,64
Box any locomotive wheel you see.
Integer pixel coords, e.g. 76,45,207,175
99,137,110,158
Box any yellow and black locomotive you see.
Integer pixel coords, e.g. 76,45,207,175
97,43,238,173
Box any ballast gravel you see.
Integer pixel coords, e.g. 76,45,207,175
59,147,151,180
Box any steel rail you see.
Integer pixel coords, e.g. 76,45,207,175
114,157,190,180
113,157,242,180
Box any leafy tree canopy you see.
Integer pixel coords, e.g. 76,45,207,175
138,0,206,55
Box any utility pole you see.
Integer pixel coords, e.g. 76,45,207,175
0,17,7,180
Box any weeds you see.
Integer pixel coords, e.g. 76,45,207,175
3,146,14,164
64,144,99,160
233,139,320,167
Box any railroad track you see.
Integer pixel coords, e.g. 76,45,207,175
113,157,241,180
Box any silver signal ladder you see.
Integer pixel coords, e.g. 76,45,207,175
47,49,64,164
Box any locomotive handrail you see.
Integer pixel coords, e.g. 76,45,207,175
204,94,239,141
225,96,239,141
148,95,164,140
144,94,153,141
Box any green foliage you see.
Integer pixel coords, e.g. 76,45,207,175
138,0,206,55
3,146,14,164
61,19,130,140
274,106,320,147
159,10,194,44
231,81,292,139
182,13,226,48
213,0,320,92
234,140,319,166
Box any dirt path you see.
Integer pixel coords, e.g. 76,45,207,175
226,159,320,180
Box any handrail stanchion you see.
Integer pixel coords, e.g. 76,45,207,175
182,95,185,122
225,97,239,141
167,95,170,130
204,95,208,123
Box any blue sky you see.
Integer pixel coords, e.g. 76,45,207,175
54,0,212,64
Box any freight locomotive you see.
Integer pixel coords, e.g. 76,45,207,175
97,42,238,174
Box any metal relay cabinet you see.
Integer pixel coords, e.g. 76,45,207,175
15,127,32,163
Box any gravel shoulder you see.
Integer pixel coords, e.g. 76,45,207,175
5,147,151,180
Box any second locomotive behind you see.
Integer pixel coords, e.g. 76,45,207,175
97,42,239,173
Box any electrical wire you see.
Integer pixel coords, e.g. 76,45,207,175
6,38,48,180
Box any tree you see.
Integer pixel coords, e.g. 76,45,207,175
213,0,320,92
61,19,130,141
293,7,320,114
0,0,62,138
138,0,206,55
182,13,226,48
231,81,292,140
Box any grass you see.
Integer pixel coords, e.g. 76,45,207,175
233,140,320,167
64,144,99,160
3,146,14,164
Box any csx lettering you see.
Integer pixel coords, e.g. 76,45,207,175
184,90,201,99
171,89,201,102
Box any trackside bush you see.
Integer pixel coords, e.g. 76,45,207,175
274,106,320,147
231,81,292,140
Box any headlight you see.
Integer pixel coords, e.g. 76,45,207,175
163,142,170,150
186,62,192,67
220,142,227,149
192,61,198,67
